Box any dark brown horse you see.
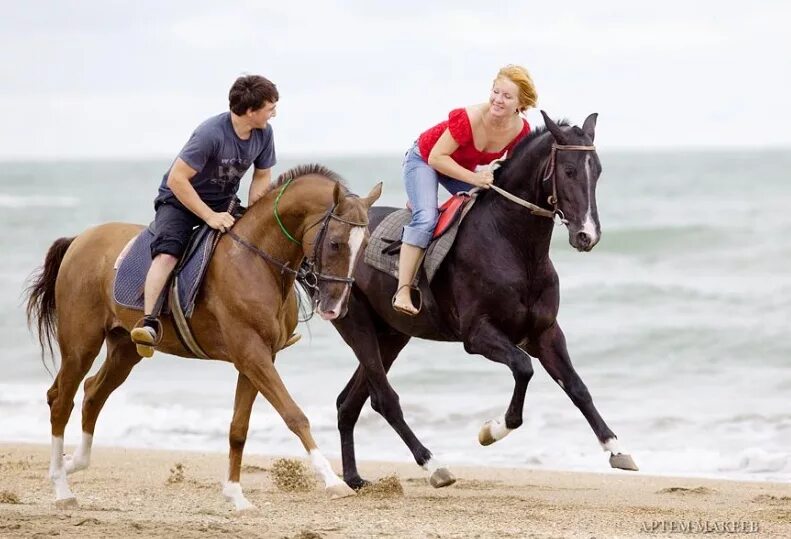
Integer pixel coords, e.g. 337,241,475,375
26,165,382,510
330,112,638,489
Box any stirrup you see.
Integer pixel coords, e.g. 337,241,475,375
130,317,162,358
391,284,422,316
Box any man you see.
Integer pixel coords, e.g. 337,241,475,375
130,74,279,357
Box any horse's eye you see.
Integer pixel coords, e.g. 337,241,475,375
564,167,576,177
329,240,341,251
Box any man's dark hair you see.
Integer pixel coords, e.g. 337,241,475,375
228,75,279,115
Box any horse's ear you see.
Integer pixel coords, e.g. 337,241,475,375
362,182,383,208
332,181,343,206
582,113,598,142
540,110,570,145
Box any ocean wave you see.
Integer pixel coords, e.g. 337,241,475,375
0,194,80,208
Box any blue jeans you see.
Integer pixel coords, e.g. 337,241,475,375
402,143,470,248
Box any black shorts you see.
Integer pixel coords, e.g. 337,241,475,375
150,202,204,258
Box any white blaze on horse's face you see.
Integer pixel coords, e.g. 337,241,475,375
317,222,366,320
557,146,602,253
579,153,600,245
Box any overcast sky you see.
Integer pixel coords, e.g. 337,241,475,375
1,1,789,159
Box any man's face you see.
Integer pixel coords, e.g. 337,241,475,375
248,101,277,128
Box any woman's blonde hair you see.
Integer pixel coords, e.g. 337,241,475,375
495,65,537,113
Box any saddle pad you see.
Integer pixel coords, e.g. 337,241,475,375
364,195,477,284
433,193,471,239
113,228,215,317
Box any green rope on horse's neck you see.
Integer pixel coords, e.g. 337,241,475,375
274,178,302,245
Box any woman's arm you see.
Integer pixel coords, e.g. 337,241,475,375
428,129,491,188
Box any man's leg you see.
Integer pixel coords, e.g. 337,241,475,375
131,202,197,357
143,254,178,315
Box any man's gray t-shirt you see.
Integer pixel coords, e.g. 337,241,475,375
156,112,276,210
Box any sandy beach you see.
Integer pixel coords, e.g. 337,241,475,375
0,443,788,538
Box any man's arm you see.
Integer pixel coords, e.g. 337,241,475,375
167,158,234,230
249,167,272,206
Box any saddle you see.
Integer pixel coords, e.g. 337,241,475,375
364,192,476,284
113,203,245,358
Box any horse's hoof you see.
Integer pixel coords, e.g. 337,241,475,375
63,455,86,475
326,483,356,500
610,453,639,471
235,503,259,515
478,421,497,446
429,467,456,488
345,477,370,491
55,497,78,509
135,344,154,358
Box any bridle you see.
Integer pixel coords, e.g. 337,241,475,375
490,142,596,225
226,178,367,306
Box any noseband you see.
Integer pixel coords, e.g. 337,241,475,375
490,142,596,224
227,178,367,306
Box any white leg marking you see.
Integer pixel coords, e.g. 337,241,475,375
421,457,445,474
49,436,75,502
326,226,366,315
309,449,344,487
64,432,93,474
602,437,624,454
222,476,255,511
580,154,598,243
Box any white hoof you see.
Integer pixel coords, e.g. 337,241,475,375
478,418,512,446
63,454,89,475
222,481,255,511
55,496,78,509
326,483,356,499
234,500,257,513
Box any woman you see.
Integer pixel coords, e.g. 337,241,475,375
393,65,538,315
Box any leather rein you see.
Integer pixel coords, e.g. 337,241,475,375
226,179,367,302
490,143,596,225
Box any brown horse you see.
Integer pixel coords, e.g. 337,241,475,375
26,164,382,510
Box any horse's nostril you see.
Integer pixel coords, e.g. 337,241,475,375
577,232,591,246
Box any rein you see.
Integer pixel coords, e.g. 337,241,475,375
490,142,596,225
227,180,368,310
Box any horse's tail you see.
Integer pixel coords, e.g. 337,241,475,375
25,236,75,373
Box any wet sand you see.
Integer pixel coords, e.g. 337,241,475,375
0,443,788,538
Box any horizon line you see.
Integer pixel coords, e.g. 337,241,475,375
0,144,789,163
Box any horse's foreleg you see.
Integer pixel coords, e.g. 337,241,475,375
536,322,638,471
222,372,257,511
464,320,535,445
236,344,355,500
69,331,142,476
335,333,410,489
333,311,454,488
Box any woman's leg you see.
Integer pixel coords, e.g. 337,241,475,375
395,146,440,314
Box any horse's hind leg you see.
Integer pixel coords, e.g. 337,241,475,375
47,322,105,508
536,322,638,471
64,329,142,476
222,372,257,511
232,336,356,501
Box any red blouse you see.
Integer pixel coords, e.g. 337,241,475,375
417,108,531,171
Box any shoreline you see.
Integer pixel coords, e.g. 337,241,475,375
1,443,789,538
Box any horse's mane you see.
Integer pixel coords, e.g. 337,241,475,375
496,119,571,177
258,163,348,202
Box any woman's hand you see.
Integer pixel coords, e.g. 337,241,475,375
470,169,494,189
